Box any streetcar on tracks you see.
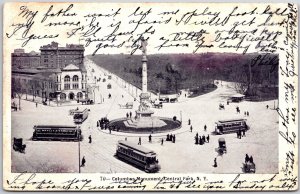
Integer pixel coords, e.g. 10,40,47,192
32,125,82,141
215,118,248,135
115,140,160,173
73,108,89,124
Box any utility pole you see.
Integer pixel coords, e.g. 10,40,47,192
78,125,81,173
180,111,182,126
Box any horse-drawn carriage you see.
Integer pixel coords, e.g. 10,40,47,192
243,162,256,173
11,105,17,111
219,103,225,110
79,99,94,105
13,138,26,153
217,138,227,154
153,101,163,108
119,102,133,109
11,102,17,111
69,107,80,115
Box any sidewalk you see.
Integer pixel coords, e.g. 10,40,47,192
14,95,96,108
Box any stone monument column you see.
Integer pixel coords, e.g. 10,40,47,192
136,37,154,118
141,37,148,93
142,55,147,93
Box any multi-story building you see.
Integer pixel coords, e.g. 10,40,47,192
12,64,87,103
40,42,84,69
11,69,56,101
11,49,41,69
54,64,87,101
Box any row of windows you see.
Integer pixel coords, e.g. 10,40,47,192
44,59,80,63
64,84,79,90
36,129,77,133
218,122,244,128
118,147,145,162
42,51,83,55
64,75,79,82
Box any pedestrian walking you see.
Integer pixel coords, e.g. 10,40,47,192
138,137,141,145
161,138,164,145
206,135,210,143
130,112,132,118
266,105,269,109
88,135,92,143
213,158,217,167
149,134,152,143
109,128,111,134
190,125,193,132
173,135,176,143
239,129,242,139
195,135,199,144
247,111,249,116
36,102,38,108
204,125,207,131
166,134,170,141
188,119,191,125
202,135,205,144
126,113,129,118
237,106,241,114
244,111,247,116
81,156,86,167
125,137,127,141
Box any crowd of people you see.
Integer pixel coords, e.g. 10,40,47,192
194,133,210,145
237,129,246,139
166,134,176,143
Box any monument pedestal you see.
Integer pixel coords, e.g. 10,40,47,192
125,116,167,128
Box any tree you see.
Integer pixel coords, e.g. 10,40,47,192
11,78,24,110
232,65,248,94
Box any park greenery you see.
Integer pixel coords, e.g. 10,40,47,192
88,53,278,100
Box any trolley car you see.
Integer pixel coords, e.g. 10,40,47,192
32,125,82,141
74,108,89,124
116,140,160,173
215,118,248,135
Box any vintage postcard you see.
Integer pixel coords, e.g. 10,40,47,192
3,2,298,191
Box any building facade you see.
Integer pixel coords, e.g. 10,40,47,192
12,64,87,103
11,69,56,101
54,64,87,101
11,49,41,69
40,42,84,69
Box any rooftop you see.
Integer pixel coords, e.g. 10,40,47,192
40,42,84,50
118,140,155,154
62,64,80,71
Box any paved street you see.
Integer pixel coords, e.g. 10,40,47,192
11,59,278,174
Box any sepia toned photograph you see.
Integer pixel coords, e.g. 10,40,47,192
3,2,298,191
11,41,279,174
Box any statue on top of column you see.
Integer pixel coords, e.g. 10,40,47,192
141,36,147,56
